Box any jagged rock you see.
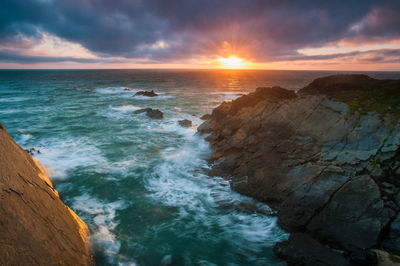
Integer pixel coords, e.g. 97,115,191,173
134,90,158,97
372,249,400,265
134,108,164,119
274,233,350,266
383,214,400,255
0,122,94,265
198,75,400,265
200,114,211,120
178,119,192,128
307,175,392,252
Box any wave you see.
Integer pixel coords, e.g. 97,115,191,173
110,105,141,112
145,130,288,263
71,194,129,265
15,133,34,145
131,94,173,100
33,137,106,179
0,96,31,102
95,87,137,95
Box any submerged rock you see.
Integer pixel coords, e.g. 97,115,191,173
25,147,40,155
178,119,192,128
0,122,94,265
134,108,164,119
134,90,158,97
198,74,400,265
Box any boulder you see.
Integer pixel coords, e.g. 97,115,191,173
134,90,158,97
134,108,164,119
178,119,192,128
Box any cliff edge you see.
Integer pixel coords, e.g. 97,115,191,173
0,122,94,265
199,75,400,265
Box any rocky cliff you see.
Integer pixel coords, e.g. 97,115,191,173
198,74,400,265
0,122,94,265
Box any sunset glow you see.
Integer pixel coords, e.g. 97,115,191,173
217,56,247,69
0,1,399,70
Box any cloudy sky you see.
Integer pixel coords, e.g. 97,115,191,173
0,0,399,70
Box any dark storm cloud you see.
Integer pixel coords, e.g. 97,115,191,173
0,49,116,64
0,0,399,63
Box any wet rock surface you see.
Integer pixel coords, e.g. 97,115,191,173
0,122,94,265
198,75,400,265
200,114,212,120
178,119,192,128
134,108,164,119
134,90,158,97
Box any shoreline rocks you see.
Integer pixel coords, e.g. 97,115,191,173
134,90,158,97
0,122,94,265
134,108,164,119
178,119,192,128
198,75,400,265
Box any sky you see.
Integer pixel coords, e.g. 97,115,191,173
0,0,399,70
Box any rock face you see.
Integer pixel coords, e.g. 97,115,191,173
198,75,400,265
134,108,164,119
200,114,211,120
178,119,192,128
134,90,158,97
0,122,94,265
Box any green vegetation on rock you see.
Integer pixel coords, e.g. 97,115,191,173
299,74,400,115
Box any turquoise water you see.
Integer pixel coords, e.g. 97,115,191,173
1,69,400,265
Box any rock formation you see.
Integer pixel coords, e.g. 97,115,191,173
198,75,400,265
134,90,158,97
0,122,94,265
200,114,211,120
134,108,164,119
178,119,192,128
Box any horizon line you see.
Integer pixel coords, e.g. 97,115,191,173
0,68,399,72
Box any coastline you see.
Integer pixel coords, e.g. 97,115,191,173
0,122,94,265
32,157,92,254
198,74,400,265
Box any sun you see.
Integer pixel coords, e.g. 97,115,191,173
217,56,247,69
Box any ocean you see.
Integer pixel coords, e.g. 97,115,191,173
1,69,400,265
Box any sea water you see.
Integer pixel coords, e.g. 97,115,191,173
1,69,399,265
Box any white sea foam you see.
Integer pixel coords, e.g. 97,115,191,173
212,91,245,101
72,194,126,264
130,94,173,100
99,105,141,120
15,133,33,145
104,156,148,176
145,129,288,262
34,137,106,179
110,105,140,112
95,87,136,95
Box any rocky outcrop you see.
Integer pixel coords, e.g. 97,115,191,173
198,75,400,265
0,122,94,265
134,108,164,119
178,119,192,128
200,114,211,120
134,90,158,97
